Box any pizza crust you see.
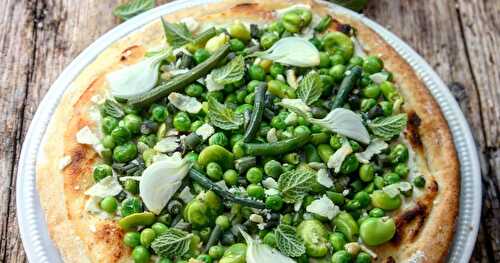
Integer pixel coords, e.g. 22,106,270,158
36,1,459,262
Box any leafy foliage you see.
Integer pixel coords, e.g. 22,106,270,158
277,169,316,203
113,0,155,20
207,97,244,130
161,18,193,48
368,113,408,140
151,228,193,258
297,71,322,105
211,55,245,85
275,224,306,257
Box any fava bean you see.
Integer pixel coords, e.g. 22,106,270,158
359,217,396,246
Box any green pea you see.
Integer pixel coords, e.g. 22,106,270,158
359,76,372,88
293,125,311,138
209,132,229,147
341,154,359,174
263,160,282,178
359,164,375,182
363,56,384,74
223,169,238,186
265,194,284,211
331,250,352,263
139,228,156,247
113,142,137,162
297,219,329,257
102,116,119,134
354,191,371,207
214,215,230,231
229,38,245,52
194,48,211,64
373,176,385,189
355,252,372,263
317,144,334,163
209,245,225,259
322,31,354,59
329,64,346,82
267,79,288,98
282,12,301,33
120,197,144,217
349,56,364,67
173,112,191,132
359,217,396,246
388,144,409,164
384,172,400,184
269,63,284,78
93,164,112,182
247,184,265,199
207,90,224,102
369,208,385,218
219,243,246,263
245,167,263,183
101,135,115,149
270,115,287,130
185,83,205,97
371,190,401,210
379,101,393,116
151,105,168,123
360,98,376,112
123,114,142,134
318,52,331,68
326,191,345,205
249,64,266,81
197,254,213,263
330,53,345,66
244,92,255,104
111,126,131,145
379,81,397,101
100,196,118,213
263,232,277,247
132,245,150,263
123,231,141,247
151,222,168,236
229,21,251,42
413,175,426,188
99,148,112,163
362,84,381,98
333,212,359,242
329,232,346,252
206,162,223,181
260,32,279,50
232,141,246,159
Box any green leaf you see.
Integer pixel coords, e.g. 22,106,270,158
330,0,368,12
151,228,193,258
113,0,155,20
368,113,408,140
102,99,125,118
211,55,245,85
161,18,193,48
277,169,316,203
275,224,306,257
208,97,244,130
296,71,322,105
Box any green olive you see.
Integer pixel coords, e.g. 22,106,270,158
219,243,246,263
322,32,354,60
359,217,396,246
297,219,329,257
370,190,402,210
333,212,359,242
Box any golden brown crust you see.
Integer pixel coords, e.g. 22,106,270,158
36,0,459,262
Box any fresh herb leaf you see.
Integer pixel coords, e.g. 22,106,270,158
297,71,322,105
207,97,244,130
368,113,408,140
330,0,368,12
277,169,316,203
253,37,320,67
151,228,193,258
211,55,245,85
161,18,193,48
275,224,306,257
113,0,155,20
102,99,125,118
241,228,295,263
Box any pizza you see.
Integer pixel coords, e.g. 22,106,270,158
36,1,459,262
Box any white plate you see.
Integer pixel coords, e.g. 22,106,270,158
16,0,481,262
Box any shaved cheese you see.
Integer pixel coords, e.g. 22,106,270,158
262,177,278,189
194,124,214,140
178,186,195,203
76,126,99,145
265,188,280,196
154,137,179,153
279,98,311,116
168,92,202,114
316,168,333,188
266,128,278,143
249,214,264,223
119,176,141,182
58,156,72,170
369,72,390,84
294,199,303,211
205,73,224,91
85,176,123,198
284,112,298,125
328,139,353,173
382,182,413,198
306,195,339,220
407,250,426,263
355,139,388,164
286,69,298,89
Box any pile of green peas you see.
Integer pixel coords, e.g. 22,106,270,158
86,7,420,263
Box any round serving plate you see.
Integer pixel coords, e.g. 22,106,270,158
16,0,481,262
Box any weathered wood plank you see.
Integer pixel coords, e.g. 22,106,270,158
0,0,36,262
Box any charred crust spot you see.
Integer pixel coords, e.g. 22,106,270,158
336,23,353,35
428,179,438,193
406,111,423,151
233,3,257,9
392,202,428,244
385,256,396,263
121,45,140,61
95,222,127,261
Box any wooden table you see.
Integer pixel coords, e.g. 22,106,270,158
0,0,498,262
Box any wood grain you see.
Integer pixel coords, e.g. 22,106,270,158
0,0,498,262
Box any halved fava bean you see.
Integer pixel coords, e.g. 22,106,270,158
359,217,396,246
118,212,156,230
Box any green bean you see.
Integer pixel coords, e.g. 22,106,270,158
118,212,156,230
243,134,310,156
243,83,266,142
331,66,362,109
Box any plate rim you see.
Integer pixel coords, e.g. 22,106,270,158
16,0,481,262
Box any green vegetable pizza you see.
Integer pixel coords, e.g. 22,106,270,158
36,1,459,263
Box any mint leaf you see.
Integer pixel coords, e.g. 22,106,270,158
368,113,408,140
151,228,193,258
297,71,322,105
161,18,193,48
278,169,316,203
275,224,306,257
208,97,244,130
113,0,155,20
102,99,125,118
211,55,245,85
